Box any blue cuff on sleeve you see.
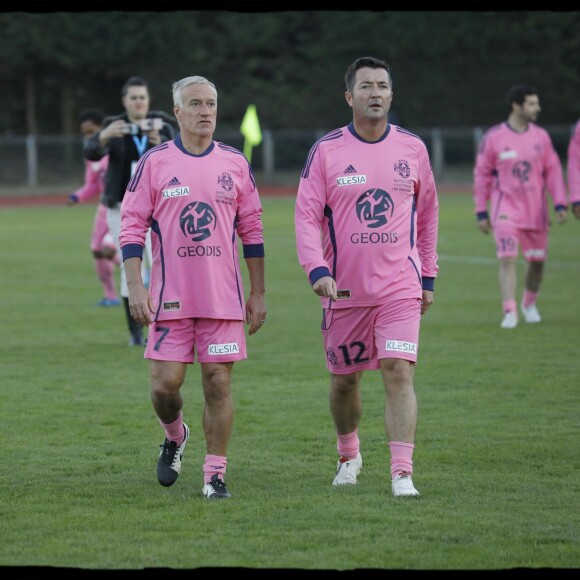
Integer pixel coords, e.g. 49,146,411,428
573,201,580,208
243,243,265,258
121,243,144,262
309,266,332,286
554,204,567,212
476,211,489,221
68,194,79,203
422,277,435,292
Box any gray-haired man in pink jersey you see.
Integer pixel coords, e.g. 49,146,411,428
473,85,568,329
295,57,439,497
119,76,266,500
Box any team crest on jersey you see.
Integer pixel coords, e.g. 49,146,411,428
180,201,217,242
355,188,395,228
394,159,410,178
217,172,234,191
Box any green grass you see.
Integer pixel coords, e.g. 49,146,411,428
1,193,579,570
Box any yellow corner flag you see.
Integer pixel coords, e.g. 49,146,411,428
240,104,262,162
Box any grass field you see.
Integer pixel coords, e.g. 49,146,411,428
1,193,579,570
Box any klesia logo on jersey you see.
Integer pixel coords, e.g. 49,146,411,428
163,177,190,199
393,159,411,179
337,173,367,186
180,201,217,242
499,149,517,160
512,160,531,183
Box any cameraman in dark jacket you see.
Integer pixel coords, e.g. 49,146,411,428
83,76,177,346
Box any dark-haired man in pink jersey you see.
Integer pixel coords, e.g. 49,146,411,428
473,85,568,329
119,76,266,500
295,57,439,497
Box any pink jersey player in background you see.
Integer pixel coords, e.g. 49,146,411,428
473,85,568,329
67,109,120,307
119,75,266,500
295,56,439,498
566,119,580,219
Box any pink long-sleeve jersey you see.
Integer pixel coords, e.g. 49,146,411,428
295,123,439,310
73,157,109,202
119,135,264,322
567,119,580,206
473,122,567,230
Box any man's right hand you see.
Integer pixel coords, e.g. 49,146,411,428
313,276,338,301
477,217,492,234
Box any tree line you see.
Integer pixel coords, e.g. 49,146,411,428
0,9,578,136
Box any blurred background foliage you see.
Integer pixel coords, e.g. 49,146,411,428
0,8,578,135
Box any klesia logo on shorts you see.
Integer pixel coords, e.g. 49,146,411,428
208,343,240,355
385,340,417,354
524,249,545,259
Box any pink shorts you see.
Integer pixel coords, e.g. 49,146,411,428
90,204,116,253
144,318,247,364
493,225,547,262
321,297,422,374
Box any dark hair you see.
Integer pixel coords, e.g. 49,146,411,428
121,76,148,97
78,108,105,125
345,57,392,93
507,84,538,110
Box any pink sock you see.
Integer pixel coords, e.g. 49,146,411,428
522,290,539,308
389,441,414,478
336,430,359,461
502,299,517,314
95,258,118,300
159,411,185,445
204,454,227,483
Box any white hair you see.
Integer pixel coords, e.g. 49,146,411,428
172,76,217,107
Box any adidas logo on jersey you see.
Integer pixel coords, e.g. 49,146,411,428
167,176,181,186
344,165,357,174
